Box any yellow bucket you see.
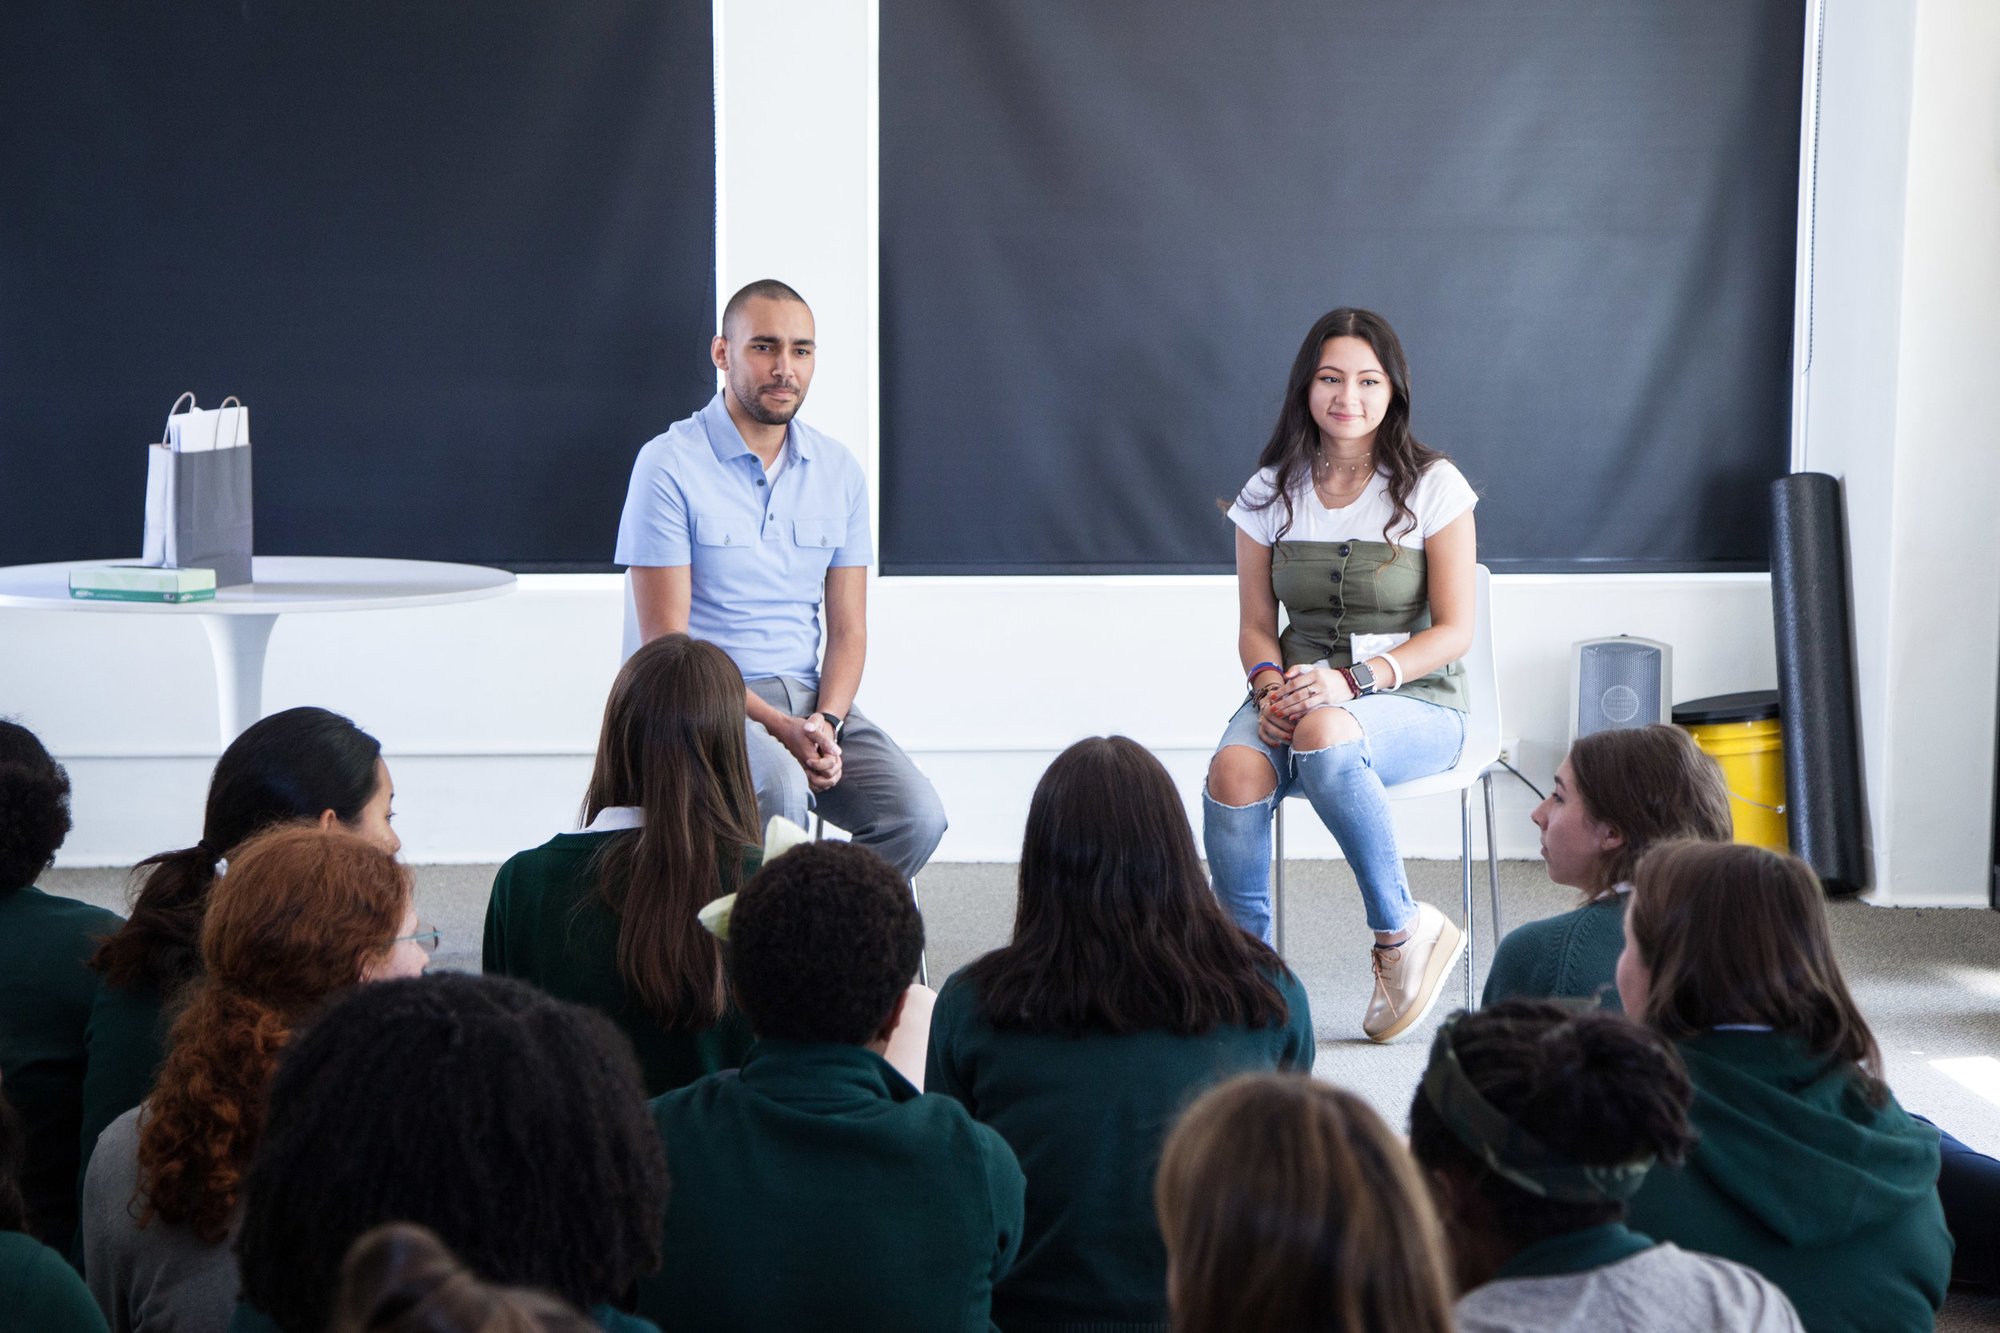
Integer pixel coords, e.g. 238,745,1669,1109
1676,694,1788,852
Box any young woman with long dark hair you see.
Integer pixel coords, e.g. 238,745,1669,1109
1483,723,1731,1009
82,826,425,1332
1157,1073,1453,1333
80,706,396,1185
483,632,763,1095
1408,1000,1801,1331
0,719,121,1255
1202,307,1477,1043
1620,841,1950,1333
928,736,1312,1331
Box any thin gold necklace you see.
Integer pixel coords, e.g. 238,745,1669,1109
1315,449,1373,479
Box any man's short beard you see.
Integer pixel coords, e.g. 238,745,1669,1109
736,385,802,426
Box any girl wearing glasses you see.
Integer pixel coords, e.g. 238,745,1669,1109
81,826,426,1333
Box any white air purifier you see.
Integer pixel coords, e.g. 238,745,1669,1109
1570,636,1673,744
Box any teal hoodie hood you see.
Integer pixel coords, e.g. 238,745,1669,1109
1674,1030,1940,1246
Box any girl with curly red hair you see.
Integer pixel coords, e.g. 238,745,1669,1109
81,825,427,1332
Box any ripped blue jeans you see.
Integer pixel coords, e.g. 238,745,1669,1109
1201,693,1465,942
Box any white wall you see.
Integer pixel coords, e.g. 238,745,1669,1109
5,0,1990,904
1802,0,2000,905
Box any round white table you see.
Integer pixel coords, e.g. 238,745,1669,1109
0,556,517,746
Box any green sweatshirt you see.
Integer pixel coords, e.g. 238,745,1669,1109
1625,1030,1950,1333
76,978,172,1208
639,1041,1026,1333
228,1300,658,1332
1480,895,1625,1011
0,1230,107,1332
927,966,1316,1333
0,885,122,1254
482,831,756,1097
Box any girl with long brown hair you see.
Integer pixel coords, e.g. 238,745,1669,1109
1619,840,1950,1333
82,825,424,1332
1483,723,1731,1009
1202,307,1478,1044
1156,1073,1454,1333
483,632,763,1095
928,736,1312,1331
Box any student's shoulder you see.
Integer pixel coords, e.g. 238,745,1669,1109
1636,1245,1805,1328
648,1067,743,1128
0,884,122,936
498,831,611,873
0,1230,107,1332
910,1088,1018,1170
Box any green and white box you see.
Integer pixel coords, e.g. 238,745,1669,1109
69,564,218,603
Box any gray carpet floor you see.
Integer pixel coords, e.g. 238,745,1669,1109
45,858,2000,1326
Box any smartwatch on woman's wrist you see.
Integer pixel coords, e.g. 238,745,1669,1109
1348,660,1378,696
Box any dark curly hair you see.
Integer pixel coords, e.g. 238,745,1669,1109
138,826,410,1242
332,1223,600,1333
1407,1001,1695,1248
0,1082,30,1234
93,706,383,996
236,974,667,1333
0,719,72,894
729,841,922,1046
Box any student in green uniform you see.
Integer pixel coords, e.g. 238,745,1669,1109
1,1076,107,1331
80,706,398,1193
330,1224,601,1333
928,736,1314,1332
1481,724,1730,1010
484,632,761,1095
232,974,667,1333
1156,1073,1454,1333
1409,1001,1803,1332
640,840,1026,1333
0,720,121,1256
83,826,427,1333
1619,841,1951,1333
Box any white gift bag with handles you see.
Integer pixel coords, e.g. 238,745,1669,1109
142,392,254,584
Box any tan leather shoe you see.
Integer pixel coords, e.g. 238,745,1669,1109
1362,903,1465,1043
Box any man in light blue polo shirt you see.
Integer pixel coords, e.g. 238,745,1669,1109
615,279,946,878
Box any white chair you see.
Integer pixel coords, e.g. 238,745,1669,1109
1272,563,1502,1013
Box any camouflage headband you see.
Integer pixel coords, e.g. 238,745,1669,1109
1420,1013,1655,1204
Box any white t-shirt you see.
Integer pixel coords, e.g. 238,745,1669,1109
1227,458,1477,549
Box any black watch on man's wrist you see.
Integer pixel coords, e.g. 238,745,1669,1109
1347,660,1378,696
818,711,845,743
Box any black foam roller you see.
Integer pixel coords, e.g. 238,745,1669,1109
1770,473,1868,894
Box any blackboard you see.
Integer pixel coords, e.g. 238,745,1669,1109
880,0,1805,574
0,1,715,572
